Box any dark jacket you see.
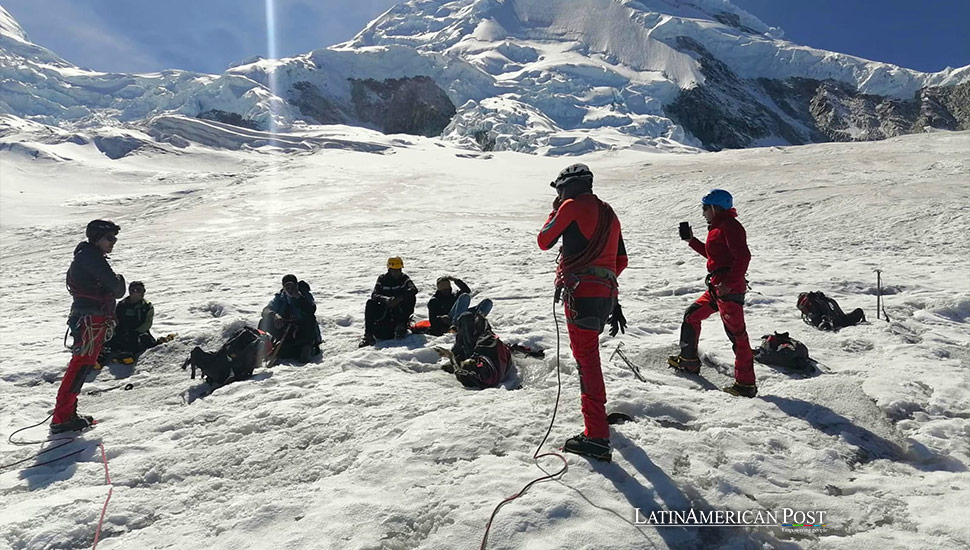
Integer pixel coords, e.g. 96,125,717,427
372,273,418,303
66,241,125,317
263,289,317,321
428,278,470,333
115,298,154,334
687,208,750,293
262,287,321,341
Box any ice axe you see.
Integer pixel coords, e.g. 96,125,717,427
610,342,646,382
874,269,891,322
264,324,293,368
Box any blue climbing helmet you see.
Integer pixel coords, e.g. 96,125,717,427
701,189,733,210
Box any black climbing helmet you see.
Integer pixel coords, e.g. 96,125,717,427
550,163,593,189
86,219,120,242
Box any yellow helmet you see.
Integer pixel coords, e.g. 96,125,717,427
387,256,404,269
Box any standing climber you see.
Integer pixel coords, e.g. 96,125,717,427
668,189,757,397
538,164,628,462
53,220,126,433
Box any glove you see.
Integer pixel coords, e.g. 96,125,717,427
552,196,563,211
679,221,692,241
607,302,627,337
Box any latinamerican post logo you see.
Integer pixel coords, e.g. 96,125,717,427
634,508,828,533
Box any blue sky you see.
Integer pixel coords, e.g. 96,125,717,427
731,0,970,72
3,0,968,74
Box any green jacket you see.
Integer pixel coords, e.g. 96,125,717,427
115,297,154,334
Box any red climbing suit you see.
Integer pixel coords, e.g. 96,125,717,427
538,193,627,439
681,208,756,385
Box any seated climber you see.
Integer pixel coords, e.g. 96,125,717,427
427,276,471,336
101,281,159,364
258,274,322,363
359,257,419,347
425,275,494,335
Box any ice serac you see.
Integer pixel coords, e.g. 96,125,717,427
0,2,968,154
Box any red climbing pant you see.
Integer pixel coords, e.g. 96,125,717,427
679,291,755,385
54,315,111,424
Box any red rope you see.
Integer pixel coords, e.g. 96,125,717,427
479,298,569,549
92,443,113,550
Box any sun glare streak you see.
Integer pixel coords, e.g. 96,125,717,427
264,0,281,246
265,0,279,141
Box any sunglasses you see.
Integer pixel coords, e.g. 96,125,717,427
702,204,713,211
104,234,118,243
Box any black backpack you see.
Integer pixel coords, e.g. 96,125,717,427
182,327,273,386
754,332,812,372
797,291,865,331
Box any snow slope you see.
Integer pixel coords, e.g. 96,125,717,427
1,116,968,549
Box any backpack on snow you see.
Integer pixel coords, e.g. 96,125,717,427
753,332,813,372
182,326,273,386
796,291,865,331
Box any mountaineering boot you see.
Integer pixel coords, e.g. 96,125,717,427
562,433,612,462
50,413,95,434
667,355,700,374
358,334,376,348
723,383,758,398
394,324,409,339
95,347,111,368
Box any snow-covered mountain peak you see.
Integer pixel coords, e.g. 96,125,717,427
0,6,27,42
351,0,956,97
0,1,967,156
343,0,969,152
351,0,777,89
353,0,777,51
